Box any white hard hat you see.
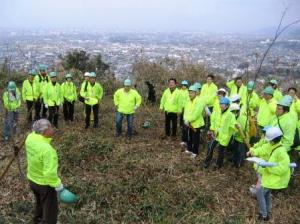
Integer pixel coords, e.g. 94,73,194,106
265,127,283,141
230,94,241,103
217,88,227,95
229,103,240,111
84,72,90,77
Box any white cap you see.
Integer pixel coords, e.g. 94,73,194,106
217,88,227,95
84,72,90,77
231,94,241,103
265,127,283,141
229,103,240,111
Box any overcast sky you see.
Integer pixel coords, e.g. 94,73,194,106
1,0,299,33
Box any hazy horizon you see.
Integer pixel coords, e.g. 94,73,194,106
1,0,300,33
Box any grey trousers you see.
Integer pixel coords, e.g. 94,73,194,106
256,187,272,218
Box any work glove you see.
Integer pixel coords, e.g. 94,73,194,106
205,107,212,116
134,105,138,111
258,161,278,167
55,183,64,192
45,104,48,109
184,120,189,126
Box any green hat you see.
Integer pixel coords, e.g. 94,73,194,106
39,64,47,71
277,95,293,107
269,79,278,85
124,79,132,86
59,189,78,204
29,69,37,76
263,86,274,95
188,85,198,92
247,81,255,90
49,72,57,78
65,73,72,79
7,81,16,91
193,82,202,90
89,72,96,78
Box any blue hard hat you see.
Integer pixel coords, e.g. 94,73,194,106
188,85,198,92
39,64,47,71
277,95,293,107
193,82,202,90
124,79,132,86
263,86,274,95
220,97,230,105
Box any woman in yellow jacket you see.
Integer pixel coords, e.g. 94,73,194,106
183,85,206,158
3,81,21,141
62,73,77,122
114,79,142,139
252,127,291,221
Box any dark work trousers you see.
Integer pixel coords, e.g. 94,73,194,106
85,104,99,128
165,112,177,136
48,106,59,128
205,106,213,130
187,127,201,155
179,110,184,127
29,181,58,224
36,99,48,119
181,124,188,143
232,140,247,168
63,101,75,122
41,99,48,118
204,140,227,168
26,100,34,122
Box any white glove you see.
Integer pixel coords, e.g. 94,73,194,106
184,120,189,126
45,104,48,109
134,105,138,111
205,107,212,116
55,183,64,192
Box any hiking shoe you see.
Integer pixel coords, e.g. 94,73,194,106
249,185,257,196
185,150,191,154
180,142,187,147
190,153,197,159
258,214,269,221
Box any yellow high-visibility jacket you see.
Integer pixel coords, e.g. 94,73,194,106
22,79,40,101
257,98,277,127
216,109,236,146
62,81,77,102
84,82,104,106
3,88,21,111
43,82,63,106
183,97,205,129
114,88,142,114
160,88,180,113
200,82,218,107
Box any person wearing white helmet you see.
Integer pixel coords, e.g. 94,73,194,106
229,103,249,168
79,72,90,102
252,127,291,221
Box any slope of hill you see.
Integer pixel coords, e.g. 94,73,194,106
0,97,300,224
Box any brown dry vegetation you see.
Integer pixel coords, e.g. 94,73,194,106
0,61,300,224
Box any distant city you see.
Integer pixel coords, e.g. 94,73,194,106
0,28,299,79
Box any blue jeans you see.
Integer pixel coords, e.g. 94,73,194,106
3,111,18,139
256,187,272,218
116,112,134,137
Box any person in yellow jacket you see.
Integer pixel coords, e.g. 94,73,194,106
22,69,40,122
252,127,290,221
201,74,218,108
2,81,21,141
270,95,296,152
209,88,227,136
183,85,206,158
240,81,260,115
43,72,63,128
178,80,189,146
226,75,247,98
114,79,142,139
62,73,77,122
25,119,72,224
257,87,277,130
34,64,50,119
268,79,283,101
83,72,104,128
160,78,181,137
79,72,90,103
230,103,249,168
203,97,236,169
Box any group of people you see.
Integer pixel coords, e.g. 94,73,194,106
2,66,300,222
2,64,145,141
159,74,299,221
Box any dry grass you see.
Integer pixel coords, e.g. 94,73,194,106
0,96,299,224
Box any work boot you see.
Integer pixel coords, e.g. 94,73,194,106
258,214,269,222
